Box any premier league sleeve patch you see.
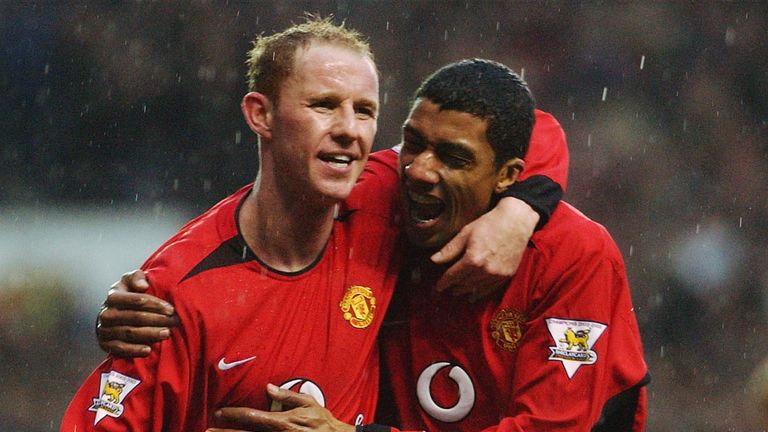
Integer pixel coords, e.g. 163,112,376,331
545,318,607,378
88,370,141,425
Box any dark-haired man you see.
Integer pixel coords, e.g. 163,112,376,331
62,18,568,431
208,60,648,431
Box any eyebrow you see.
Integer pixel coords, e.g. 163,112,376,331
402,124,476,159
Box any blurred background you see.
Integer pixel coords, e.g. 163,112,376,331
2,1,767,430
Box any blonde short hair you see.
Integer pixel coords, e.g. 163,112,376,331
245,15,374,104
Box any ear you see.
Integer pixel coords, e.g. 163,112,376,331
494,158,525,194
241,92,274,140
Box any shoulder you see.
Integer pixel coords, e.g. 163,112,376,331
343,148,400,218
531,202,624,271
142,186,251,299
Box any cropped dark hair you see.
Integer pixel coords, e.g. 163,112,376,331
415,59,535,167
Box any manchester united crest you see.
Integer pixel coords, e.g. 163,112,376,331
340,285,376,329
489,308,525,352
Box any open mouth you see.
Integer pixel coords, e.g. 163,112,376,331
407,190,445,223
319,153,353,168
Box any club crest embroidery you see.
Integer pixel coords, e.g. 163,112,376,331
489,308,525,352
545,318,607,378
340,285,376,329
88,370,141,425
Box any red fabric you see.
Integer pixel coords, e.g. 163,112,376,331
382,202,648,431
62,179,402,431
62,108,570,431
521,109,570,190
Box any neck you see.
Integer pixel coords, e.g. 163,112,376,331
239,174,338,273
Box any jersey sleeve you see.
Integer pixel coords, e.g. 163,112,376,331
343,148,400,218
498,110,569,229
482,227,647,431
61,267,195,431
60,332,192,431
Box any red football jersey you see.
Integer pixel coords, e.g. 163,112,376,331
381,202,648,431
62,108,570,432
61,162,403,431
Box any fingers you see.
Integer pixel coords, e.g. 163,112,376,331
211,407,283,431
433,260,471,294
97,324,171,344
98,339,152,358
99,303,180,327
121,269,150,292
104,290,175,317
267,383,319,410
96,321,173,357
430,228,468,266
436,251,511,301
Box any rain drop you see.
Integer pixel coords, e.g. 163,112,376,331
601,87,608,102
639,55,645,70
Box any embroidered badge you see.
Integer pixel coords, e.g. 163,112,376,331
489,308,525,352
340,285,376,329
88,370,141,425
546,318,607,378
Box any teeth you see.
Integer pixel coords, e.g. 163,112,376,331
407,190,444,222
322,154,352,165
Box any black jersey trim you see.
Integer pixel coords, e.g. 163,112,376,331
180,190,328,282
591,371,651,432
180,236,251,282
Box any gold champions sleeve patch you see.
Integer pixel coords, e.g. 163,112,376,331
545,318,607,378
88,370,141,425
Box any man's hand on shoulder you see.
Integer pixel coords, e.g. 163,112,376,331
96,270,180,357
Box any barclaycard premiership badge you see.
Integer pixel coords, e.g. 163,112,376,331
489,308,526,352
340,285,376,329
546,317,607,378
88,370,141,425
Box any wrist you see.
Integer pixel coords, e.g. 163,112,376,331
498,196,539,232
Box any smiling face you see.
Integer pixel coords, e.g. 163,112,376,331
399,98,523,249
252,42,379,204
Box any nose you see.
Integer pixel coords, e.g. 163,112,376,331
404,151,440,186
330,104,358,147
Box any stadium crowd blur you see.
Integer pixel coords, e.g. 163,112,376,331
2,2,767,430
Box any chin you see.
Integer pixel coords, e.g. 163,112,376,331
404,226,445,250
317,182,356,202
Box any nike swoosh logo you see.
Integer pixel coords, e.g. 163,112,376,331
218,356,257,371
